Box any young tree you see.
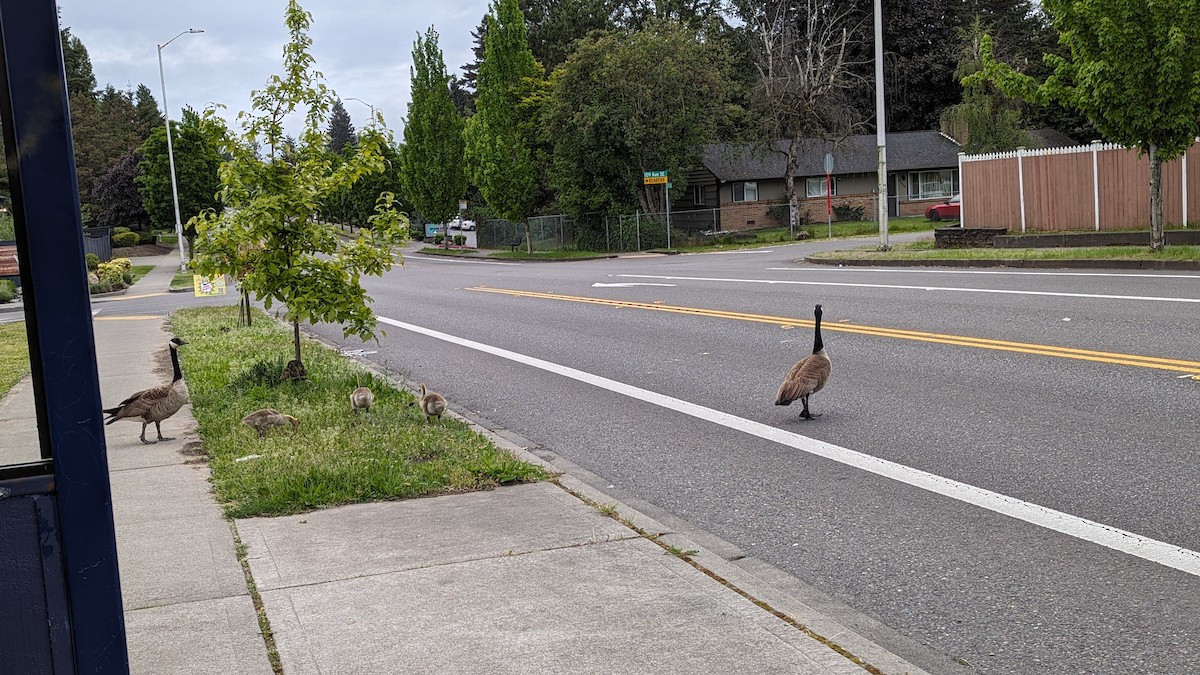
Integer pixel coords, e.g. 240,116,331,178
137,107,222,249
190,0,409,373
92,150,150,230
940,19,1036,153
547,21,728,233
402,27,466,227
975,0,1200,250
326,99,356,154
464,0,541,252
740,0,866,232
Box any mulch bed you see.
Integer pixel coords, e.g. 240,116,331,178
112,244,176,258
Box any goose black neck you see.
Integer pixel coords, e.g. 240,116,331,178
169,345,183,382
812,309,824,354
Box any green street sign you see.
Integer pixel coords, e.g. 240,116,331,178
643,170,668,185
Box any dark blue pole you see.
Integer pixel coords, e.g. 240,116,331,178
0,0,129,671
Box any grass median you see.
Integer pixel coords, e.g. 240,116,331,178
809,240,1200,262
0,322,29,399
171,306,548,518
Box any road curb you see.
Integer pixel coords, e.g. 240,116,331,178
804,256,1200,270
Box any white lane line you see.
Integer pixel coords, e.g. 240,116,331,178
769,268,1200,280
617,274,1200,304
416,257,517,266
377,314,1200,579
593,282,678,288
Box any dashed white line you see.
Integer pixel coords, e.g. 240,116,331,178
376,315,1200,579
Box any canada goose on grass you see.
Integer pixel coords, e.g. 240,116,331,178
104,337,190,444
775,304,831,420
419,383,446,423
241,408,300,438
351,386,375,413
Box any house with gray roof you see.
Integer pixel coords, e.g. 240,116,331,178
678,130,964,231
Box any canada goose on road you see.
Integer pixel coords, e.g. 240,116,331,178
104,337,190,444
241,408,300,438
351,386,375,413
775,304,831,420
419,383,446,423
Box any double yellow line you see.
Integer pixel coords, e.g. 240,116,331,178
470,286,1200,376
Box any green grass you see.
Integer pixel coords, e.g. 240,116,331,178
667,217,932,253
130,265,154,284
810,240,1200,262
170,306,547,518
0,322,30,399
169,271,193,291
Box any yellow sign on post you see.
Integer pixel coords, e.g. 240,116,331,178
643,170,668,185
193,274,227,297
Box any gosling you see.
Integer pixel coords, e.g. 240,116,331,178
241,408,300,438
351,386,375,414
418,383,446,423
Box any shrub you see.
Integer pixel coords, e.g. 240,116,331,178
138,230,157,245
433,234,445,244
122,271,134,285
109,257,132,271
112,232,140,248
85,252,100,271
453,234,466,245
0,214,14,241
89,281,112,294
113,226,132,235
0,279,15,303
95,262,126,288
833,203,865,222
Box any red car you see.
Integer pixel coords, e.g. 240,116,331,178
925,194,961,222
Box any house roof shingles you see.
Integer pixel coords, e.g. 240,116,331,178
701,130,963,181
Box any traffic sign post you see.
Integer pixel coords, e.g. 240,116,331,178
644,171,670,249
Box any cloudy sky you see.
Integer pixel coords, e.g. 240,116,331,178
56,0,492,136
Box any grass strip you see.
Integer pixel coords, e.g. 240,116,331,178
171,305,547,518
810,241,1200,262
0,322,29,399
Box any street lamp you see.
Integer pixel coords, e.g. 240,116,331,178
345,97,377,125
157,28,204,271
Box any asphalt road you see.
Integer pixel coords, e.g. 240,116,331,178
105,238,1200,673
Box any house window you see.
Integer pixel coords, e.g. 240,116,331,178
732,181,758,203
805,177,836,198
908,170,959,199
692,185,706,206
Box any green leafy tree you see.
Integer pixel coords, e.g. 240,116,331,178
326,99,356,154
464,0,542,252
974,0,1200,249
548,20,728,237
136,107,222,250
402,27,466,226
940,19,1036,153
190,0,409,372
523,0,616,71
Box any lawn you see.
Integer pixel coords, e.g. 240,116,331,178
0,322,29,399
170,306,548,518
130,265,154,284
809,240,1200,262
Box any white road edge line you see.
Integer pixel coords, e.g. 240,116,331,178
617,274,1200,304
767,268,1200,280
377,314,1200,579
417,257,518,266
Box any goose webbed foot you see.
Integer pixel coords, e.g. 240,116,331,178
155,422,174,442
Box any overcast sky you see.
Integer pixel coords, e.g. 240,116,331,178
56,0,491,136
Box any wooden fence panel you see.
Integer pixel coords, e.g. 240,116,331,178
1024,152,1094,231
1097,147,1149,230
1187,145,1200,225
963,157,1020,229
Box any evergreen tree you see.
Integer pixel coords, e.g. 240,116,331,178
402,27,466,226
523,0,616,71
464,0,541,252
326,99,356,154
60,26,97,98
133,84,164,140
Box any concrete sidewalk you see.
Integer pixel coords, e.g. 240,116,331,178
5,256,935,673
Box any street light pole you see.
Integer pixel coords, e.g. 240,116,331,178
157,28,204,271
345,97,377,126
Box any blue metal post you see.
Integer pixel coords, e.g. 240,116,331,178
0,0,130,671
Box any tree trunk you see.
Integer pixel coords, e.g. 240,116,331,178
784,142,802,234
293,319,302,363
1149,144,1165,251
523,219,532,254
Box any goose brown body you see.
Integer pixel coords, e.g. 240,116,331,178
241,408,300,438
775,305,831,420
419,383,446,422
104,338,190,444
351,386,375,413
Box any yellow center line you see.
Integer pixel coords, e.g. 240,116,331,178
94,291,170,302
469,286,1200,376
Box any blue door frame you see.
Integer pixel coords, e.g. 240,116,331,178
0,0,129,672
